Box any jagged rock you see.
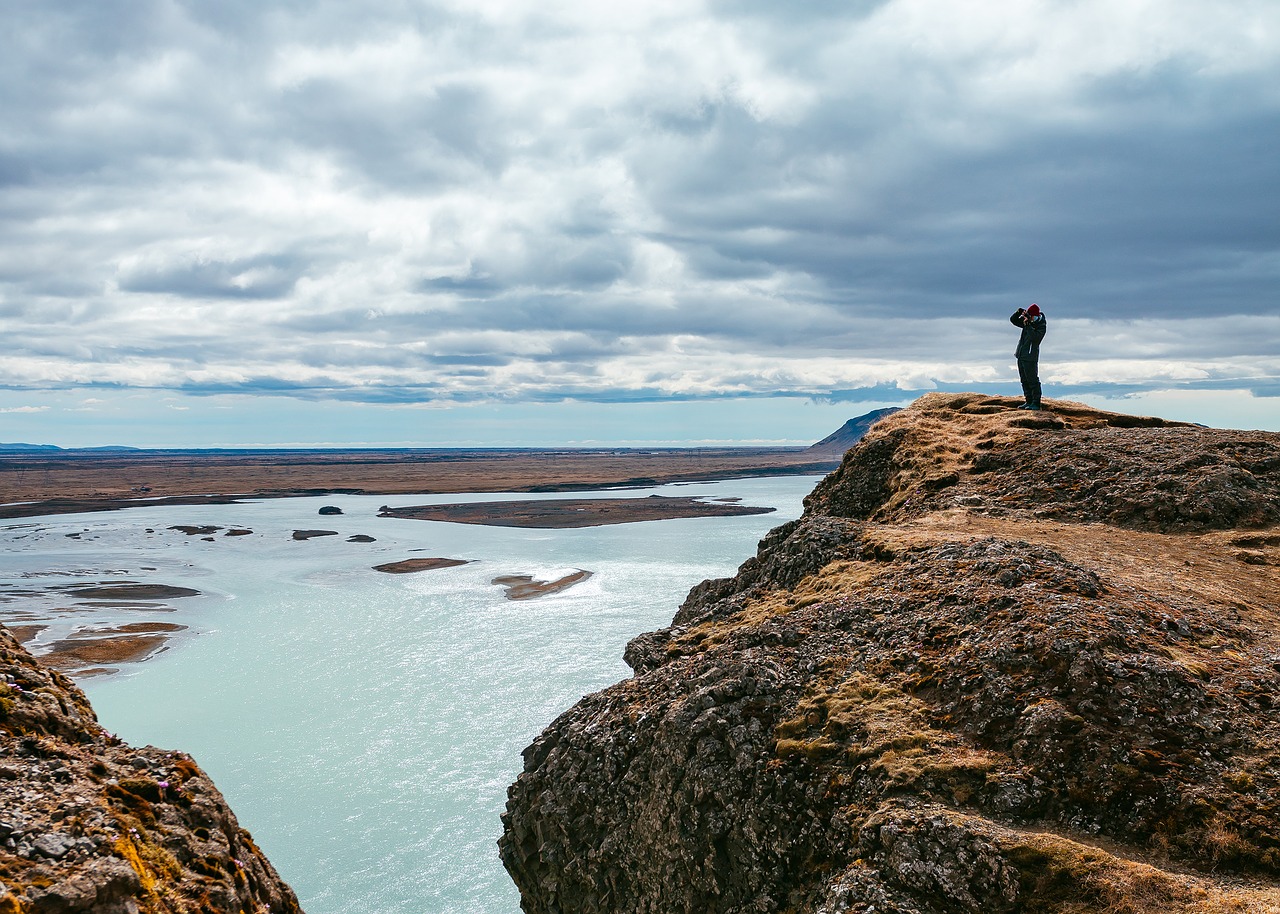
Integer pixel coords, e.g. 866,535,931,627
501,393,1280,914
0,628,300,913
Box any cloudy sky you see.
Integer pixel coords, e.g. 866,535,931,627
2,0,1278,446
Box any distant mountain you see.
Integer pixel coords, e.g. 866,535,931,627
0,443,63,452
0,443,145,454
807,407,902,454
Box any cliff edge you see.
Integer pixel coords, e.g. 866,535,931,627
500,393,1280,914
0,630,300,913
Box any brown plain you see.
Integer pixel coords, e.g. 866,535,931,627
0,447,839,520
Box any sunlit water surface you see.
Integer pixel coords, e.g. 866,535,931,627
1,476,820,913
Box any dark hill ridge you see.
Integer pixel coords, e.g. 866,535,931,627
807,407,902,455
500,393,1280,914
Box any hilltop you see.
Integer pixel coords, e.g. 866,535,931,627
501,393,1280,914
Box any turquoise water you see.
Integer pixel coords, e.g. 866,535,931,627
1,476,818,913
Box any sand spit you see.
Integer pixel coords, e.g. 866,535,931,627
40,622,188,675
492,570,593,600
381,495,776,528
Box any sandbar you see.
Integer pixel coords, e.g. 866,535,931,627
41,631,176,671
69,584,201,600
373,558,470,574
492,571,593,600
380,495,775,528
7,624,46,644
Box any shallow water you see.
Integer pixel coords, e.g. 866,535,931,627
0,476,819,913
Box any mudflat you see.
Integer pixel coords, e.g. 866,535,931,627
373,557,471,574
379,495,776,528
0,446,837,520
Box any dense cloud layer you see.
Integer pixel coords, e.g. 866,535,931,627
2,0,1278,411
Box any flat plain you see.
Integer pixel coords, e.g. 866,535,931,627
0,446,840,520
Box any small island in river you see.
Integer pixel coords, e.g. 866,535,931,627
379,495,776,528
373,557,471,574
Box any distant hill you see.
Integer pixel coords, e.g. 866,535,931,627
0,443,63,452
0,443,144,454
807,407,902,454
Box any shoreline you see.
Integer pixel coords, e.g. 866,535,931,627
0,449,837,521
1,466,818,683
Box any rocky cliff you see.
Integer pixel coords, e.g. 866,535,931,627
500,393,1280,914
0,631,300,913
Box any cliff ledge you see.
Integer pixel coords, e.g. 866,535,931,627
0,630,300,913
501,393,1280,914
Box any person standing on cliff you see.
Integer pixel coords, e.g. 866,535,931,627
1010,303,1047,410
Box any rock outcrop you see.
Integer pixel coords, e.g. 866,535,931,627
501,393,1280,914
807,408,903,456
0,629,301,913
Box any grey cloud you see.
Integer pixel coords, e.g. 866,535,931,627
120,254,308,299
0,0,1277,409
629,84,1280,322
278,81,506,189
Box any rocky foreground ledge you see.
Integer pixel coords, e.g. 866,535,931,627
0,630,300,913
501,393,1280,914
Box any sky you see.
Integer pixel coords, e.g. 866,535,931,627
2,0,1278,447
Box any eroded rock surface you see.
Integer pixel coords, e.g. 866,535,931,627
0,628,300,913
501,393,1280,914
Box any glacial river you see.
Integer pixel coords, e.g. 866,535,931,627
1,475,819,913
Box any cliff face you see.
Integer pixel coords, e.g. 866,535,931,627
0,631,300,913
500,393,1280,914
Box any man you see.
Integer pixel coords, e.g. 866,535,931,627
1010,303,1047,410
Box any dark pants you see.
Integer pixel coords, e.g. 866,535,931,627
1018,358,1041,406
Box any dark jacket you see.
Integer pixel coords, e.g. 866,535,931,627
1011,310,1047,360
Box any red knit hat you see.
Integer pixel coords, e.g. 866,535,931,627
1026,304,1041,317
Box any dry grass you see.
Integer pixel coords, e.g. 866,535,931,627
1003,825,1280,913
